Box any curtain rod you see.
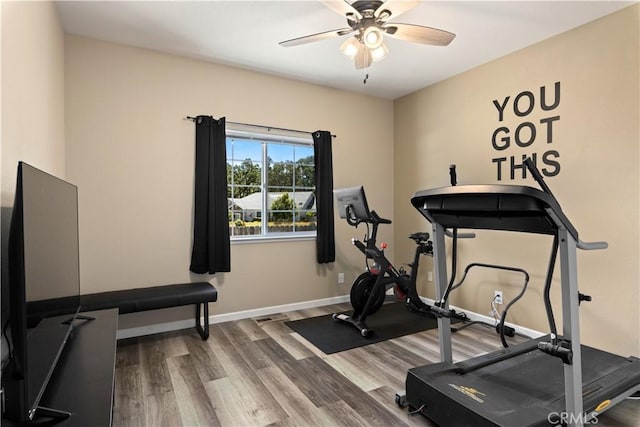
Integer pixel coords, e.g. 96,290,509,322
184,116,336,138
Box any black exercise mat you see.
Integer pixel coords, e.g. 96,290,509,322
285,302,447,354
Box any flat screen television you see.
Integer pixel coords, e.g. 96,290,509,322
333,186,371,222
2,162,82,422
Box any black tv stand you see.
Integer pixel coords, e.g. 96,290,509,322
3,309,118,426
61,313,95,325
34,405,71,420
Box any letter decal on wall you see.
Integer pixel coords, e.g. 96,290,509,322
490,82,562,181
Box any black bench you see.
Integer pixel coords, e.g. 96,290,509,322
80,282,217,340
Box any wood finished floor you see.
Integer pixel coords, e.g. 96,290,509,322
114,302,639,426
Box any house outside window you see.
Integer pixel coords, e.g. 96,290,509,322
226,125,316,240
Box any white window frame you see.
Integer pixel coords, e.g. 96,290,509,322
226,124,316,243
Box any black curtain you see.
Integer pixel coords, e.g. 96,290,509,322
190,115,230,274
313,130,335,264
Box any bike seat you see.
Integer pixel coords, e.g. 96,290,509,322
409,232,430,243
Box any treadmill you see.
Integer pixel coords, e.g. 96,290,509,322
403,159,640,427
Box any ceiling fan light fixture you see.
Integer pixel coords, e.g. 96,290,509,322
370,42,389,62
363,26,384,49
279,1,454,71
340,37,361,59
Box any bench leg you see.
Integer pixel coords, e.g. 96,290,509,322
195,302,210,340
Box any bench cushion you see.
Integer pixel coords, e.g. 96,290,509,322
80,282,217,314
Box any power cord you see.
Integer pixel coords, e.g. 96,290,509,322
489,294,501,324
408,404,426,415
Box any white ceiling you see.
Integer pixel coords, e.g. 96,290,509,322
56,1,635,100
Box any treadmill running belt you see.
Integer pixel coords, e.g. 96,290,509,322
406,337,640,427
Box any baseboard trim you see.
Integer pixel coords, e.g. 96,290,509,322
117,294,544,340
116,294,350,340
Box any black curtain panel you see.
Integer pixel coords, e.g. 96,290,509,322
190,115,231,274
313,130,335,264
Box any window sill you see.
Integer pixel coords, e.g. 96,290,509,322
230,233,316,244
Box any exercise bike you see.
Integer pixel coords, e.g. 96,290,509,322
333,186,434,337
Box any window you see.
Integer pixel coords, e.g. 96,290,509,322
226,125,316,240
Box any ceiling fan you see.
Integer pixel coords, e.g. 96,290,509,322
279,0,456,70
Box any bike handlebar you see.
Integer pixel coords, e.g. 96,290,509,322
370,210,392,224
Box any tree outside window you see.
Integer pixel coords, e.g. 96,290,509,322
226,133,316,239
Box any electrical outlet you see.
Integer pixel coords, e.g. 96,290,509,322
338,273,345,284
494,290,503,305
427,271,433,282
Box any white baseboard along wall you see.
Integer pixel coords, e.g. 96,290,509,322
116,295,543,340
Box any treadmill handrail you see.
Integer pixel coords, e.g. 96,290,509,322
577,240,608,250
445,229,475,239
524,158,608,252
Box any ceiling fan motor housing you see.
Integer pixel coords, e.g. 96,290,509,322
352,0,386,15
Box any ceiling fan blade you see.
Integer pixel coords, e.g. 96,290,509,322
279,28,354,47
384,23,455,46
354,46,372,69
375,0,419,20
321,0,362,19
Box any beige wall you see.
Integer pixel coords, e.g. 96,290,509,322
1,0,65,359
394,5,639,356
1,1,66,204
64,35,394,328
